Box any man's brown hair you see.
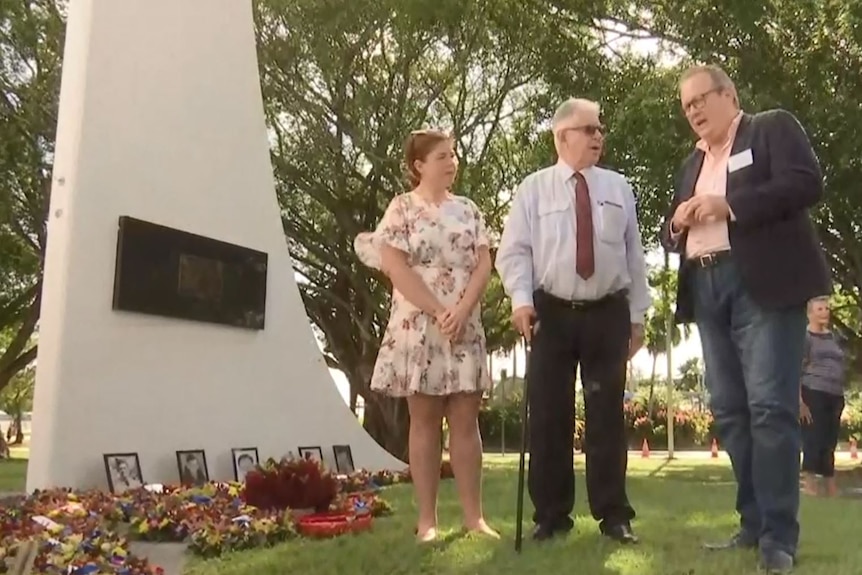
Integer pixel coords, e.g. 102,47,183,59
680,64,738,106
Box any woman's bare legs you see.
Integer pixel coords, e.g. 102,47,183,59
825,475,838,497
800,471,820,496
407,393,446,541
446,392,498,537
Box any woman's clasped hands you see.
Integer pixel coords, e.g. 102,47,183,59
434,303,470,341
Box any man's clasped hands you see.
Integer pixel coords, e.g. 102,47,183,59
671,193,732,232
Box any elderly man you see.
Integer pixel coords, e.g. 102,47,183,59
663,64,831,573
496,97,650,544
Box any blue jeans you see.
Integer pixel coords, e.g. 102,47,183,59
692,257,806,556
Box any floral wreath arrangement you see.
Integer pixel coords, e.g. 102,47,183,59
0,457,448,573
0,504,163,574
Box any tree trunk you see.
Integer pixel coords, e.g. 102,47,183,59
488,354,494,399
511,344,517,386
343,358,410,464
349,388,358,414
648,354,658,413
362,394,410,463
13,412,23,445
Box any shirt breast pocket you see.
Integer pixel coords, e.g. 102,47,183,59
597,200,626,244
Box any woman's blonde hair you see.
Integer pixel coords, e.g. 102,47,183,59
807,295,830,312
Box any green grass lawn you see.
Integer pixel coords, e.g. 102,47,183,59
0,446,28,492
2,453,860,574
182,455,862,575
0,458,27,492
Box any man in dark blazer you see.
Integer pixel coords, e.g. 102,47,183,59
662,64,831,574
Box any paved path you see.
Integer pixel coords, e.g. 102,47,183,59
486,449,862,462
129,542,188,575
626,449,861,461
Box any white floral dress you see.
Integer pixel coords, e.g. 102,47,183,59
354,192,492,397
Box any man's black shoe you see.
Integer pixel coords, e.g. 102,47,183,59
531,523,556,541
601,523,639,544
531,521,572,541
759,548,794,573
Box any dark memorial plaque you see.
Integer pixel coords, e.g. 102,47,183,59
112,216,267,330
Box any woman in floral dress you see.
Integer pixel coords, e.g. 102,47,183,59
354,129,497,542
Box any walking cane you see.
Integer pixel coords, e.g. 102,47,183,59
514,330,532,553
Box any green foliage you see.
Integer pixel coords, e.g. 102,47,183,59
644,258,690,356
480,274,520,355
0,365,34,408
489,375,523,402
623,396,715,449
479,392,712,451
840,392,862,442
480,391,862,451
598,59,694,247
677,357,703,393
0,0,64,390
0,365,34,443
478,392,524,449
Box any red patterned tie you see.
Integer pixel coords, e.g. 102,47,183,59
574,172,595,280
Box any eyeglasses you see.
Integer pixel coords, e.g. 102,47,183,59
682,87,722,113
560,124,605,137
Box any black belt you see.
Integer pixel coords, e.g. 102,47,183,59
688,250,731,269
535,289,627,311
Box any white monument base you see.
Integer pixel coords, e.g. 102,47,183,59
26,0,403,492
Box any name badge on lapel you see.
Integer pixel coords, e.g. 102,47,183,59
728,149,753,173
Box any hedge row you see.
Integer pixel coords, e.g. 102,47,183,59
479,394,862,450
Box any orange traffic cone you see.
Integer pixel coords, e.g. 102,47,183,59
641,438,650,458
851,438,858,460
711,438,719,458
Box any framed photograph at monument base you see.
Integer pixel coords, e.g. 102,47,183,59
231,447,259,482
298,446,324,464
112,216,268,330
103,452,144,494
176,449,209,486
332,444,355,474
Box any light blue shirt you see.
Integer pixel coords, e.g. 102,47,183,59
495,161,651,324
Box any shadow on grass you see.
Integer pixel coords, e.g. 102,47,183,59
645,459,671,478
631,463,735,485
486,453,738,485
482,529,621,574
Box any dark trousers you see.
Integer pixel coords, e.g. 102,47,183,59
526,289,634,531
691,257,806,556
801,386,844,477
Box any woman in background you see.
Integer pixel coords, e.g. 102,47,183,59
354,129,497,542
800,296,848,497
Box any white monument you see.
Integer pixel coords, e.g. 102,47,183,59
27,0,403,492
